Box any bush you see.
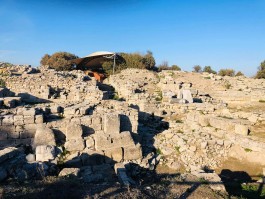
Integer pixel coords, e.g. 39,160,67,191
40,52,79,71
102,51,156,76
235,71,244,76
203,66,216,74
193,65,201,73
158,63,181,71
218,69,235,77
171,65,181,71
0,79,6,87
256,61,265,79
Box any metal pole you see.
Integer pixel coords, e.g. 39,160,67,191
113,54,116,75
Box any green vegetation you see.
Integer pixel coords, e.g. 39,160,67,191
204,76,211,79
156,148,163,155
218,115,233,119
193,65,202,73
203,66,217,74
0,79,6,87
218,69,235,77
175,120,183,123
235,71,244,76
155,90,163,102
241,183,265,198
157,61,181,71
40,52,79,71
256,60,265,79
244,148,252,152
176,130,184,134
259,99,265,103
198,178,209,184
102,51,156,76
224,81,232,89
175,146,180,153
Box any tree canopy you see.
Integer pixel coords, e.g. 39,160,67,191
256,60,265,79
40,52,79,71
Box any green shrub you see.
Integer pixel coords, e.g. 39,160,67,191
256,60,265,79
203,66,216,74
193,65,202,73
218,69,235,77
235,71,244,76
171,65,181,71
0,79,6,87
259,100,265,103
40,52,79,71
244,148,252,152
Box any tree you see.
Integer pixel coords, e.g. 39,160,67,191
218,69,235,77
193,65,201,73
203,66,216,74
235,71,244,76
40,52,79,71
102,51,156,76
256,60,265,79
171,65,181,71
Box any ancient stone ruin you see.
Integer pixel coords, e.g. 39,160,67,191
0,65,265,196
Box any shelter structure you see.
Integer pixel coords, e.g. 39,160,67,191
71,51,120,82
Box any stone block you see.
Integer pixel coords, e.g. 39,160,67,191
104,113,120,135
182,90,193,103
65,139,85,151
123,144,142,160
35,115,44,124
235,124,249,136
85,136,94,149
23,108,36,116
2,115,14,125
7,131,20,139
94,135,112,150
81,150,105,166
112,131,135,148
0,126,15,138
24,115,35,124
14,115,24,125
35,145,56,162
59,168,80,177
33,126,56,148
104,147,123,162
66,124,83,140
92,116,101,125
80,116,92,126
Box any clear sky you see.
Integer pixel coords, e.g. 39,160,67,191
0,0,265,76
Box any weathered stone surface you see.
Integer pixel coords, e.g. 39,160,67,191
123,144,142,160
33,126,56,148
182,90,193,103
235,124,249,136
59,168,80,177
26,154,36,162
35,145,56,162
66,124,83,140
65,139,85,151
104,113,120,135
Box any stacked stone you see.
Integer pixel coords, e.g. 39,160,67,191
4,68,103,103
0,107,44,148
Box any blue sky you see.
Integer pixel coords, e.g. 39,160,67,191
0,0,265,76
